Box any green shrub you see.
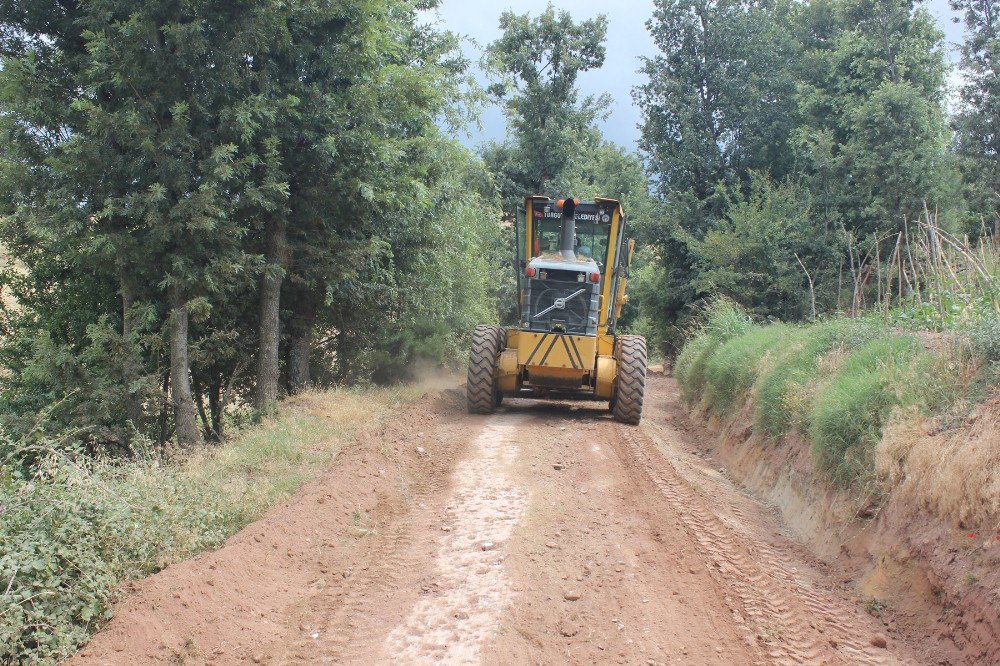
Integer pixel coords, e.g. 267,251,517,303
893,347,973,417
808,336,921,485
809,367,891,484
0,448,270,662
702,299,754,341
703,325,788,412
969,312,1000,366
1,459,122,661
674,300,754,401
676,300,989,491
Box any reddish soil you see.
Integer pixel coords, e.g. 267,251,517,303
701,392,1000,666
72,374,958,665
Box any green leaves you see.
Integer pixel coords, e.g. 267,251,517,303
484,4,609,203
487,4,607,98
637,0,799,210
691,177,827,321
635,0,971,347
0,0,491,448
951,0,1000,235
794,0,955,237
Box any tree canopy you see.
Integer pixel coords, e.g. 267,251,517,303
0,0,501,453
633,0,977,349
483,3,611,207
0,0,996,452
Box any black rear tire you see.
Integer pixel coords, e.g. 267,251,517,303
467,325,504,414
611,335,647,425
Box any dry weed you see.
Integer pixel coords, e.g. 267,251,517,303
877,398,1000,531
816,346,848,375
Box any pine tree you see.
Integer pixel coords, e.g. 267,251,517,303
1,0,288,447
277,0,471,387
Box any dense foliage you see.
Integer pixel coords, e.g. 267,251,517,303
3,0,993,453
482,4,611,208
1,1,999,659
634,0,997,352
952,0,1000,236
0,0,503,452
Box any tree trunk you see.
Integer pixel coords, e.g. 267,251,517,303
158,372,170,449
254,218,288,412
209,380,224,441
335,330,349,382
288,330,312,393
287,290,317,394
193,376,215,441
122,286,144,432
169,285,202,448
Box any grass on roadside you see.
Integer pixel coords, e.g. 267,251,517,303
675,300,753,401
675,301,993,490
703,324,790,413
807,335,922,484
0,384,422,664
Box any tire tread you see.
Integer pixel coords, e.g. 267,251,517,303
466,325,503,414
612,335,647,425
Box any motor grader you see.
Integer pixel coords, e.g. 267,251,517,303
467,196,647,424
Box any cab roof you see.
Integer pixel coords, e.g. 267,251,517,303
527,195,623,208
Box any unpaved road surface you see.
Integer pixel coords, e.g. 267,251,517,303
75,374,934,665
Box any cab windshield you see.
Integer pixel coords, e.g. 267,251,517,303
531,218,611,268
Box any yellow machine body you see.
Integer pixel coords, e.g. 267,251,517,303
499,329,617,397
496,196,634,401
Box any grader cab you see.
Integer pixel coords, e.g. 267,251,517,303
467,196,647,424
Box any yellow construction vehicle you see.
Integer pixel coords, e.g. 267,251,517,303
467,196,647,424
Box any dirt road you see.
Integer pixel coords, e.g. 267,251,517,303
74,373,930,665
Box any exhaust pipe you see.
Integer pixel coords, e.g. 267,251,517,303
559,198,577,260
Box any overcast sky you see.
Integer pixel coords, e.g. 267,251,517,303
433,0,966,151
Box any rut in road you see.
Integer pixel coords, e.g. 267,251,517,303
618,412,894,665
74,376,923,665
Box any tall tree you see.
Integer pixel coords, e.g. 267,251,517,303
952,0,1000,236
483,3,609,205
0,0,499,454
0,0,286,447
633,0,960,348
248,1,357,411
635,0,799,226
633,0,801,341
794,0,955,237
276,0,469,390
79,0,285,446
1,0,167,447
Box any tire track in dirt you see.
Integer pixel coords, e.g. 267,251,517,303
485,403,760,666
258,415,483,665
71,389,481,666
613,375,915,665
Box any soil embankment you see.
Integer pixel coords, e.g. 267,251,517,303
695,386,1000,665
74,374,960,665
